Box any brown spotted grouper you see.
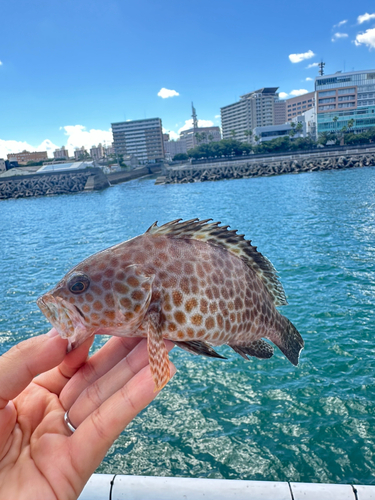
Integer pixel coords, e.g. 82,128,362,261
37,219,304,390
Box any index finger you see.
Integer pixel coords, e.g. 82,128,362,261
0,333,68,409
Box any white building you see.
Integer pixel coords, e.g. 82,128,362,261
111,118,164,163
0,159,5,172
221,88,284,142
53,146,69,160
179,126,221,151
74,147,88,161
163,140,187,160
90,144,105,161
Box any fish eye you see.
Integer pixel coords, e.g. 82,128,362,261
68,273,90,294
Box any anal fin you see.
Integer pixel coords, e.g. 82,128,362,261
147,311,171,391
174,340,227,359
230,340,274,360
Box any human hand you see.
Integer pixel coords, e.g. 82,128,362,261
0,330,176,500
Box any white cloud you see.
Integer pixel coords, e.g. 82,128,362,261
358,13,375,24
332,32,349,42
0,61,2,66
157,88,179,99
306,62,319,69
0,138,59,160
289,50,315,63
290,89,309,97
334,20,347,28
279,92,289,99
305,77,313,81
162,128,179,141
214,115,220,119
62,125,113,154
178,119,214,134
354,28,375,48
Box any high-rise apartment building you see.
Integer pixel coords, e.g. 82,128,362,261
111,118,164,163
315,69,375,135
220,88,283,142
53,146,70,160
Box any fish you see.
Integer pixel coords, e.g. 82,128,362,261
37,218,304,390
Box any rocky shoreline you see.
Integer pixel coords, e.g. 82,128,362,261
161,153,375,184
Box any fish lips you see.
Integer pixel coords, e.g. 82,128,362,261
37,293,93,351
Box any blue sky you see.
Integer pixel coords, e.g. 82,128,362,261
1,0,375,157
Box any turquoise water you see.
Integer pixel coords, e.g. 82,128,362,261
1,168,375,484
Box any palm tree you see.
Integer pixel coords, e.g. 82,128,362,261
295,122,303,136
332,116,339,132
254,135,260,145
243,129,253,143
230,130,237,139
347,119,355,133
289,121,296,138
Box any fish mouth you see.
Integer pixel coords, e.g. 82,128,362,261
37,293,92,350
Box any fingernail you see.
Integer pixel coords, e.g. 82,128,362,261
47,328,59,337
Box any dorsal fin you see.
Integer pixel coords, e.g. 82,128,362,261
146,219,287,307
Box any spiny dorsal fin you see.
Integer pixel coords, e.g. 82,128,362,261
146,219,287,307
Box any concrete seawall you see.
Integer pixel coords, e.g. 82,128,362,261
158,148,375,185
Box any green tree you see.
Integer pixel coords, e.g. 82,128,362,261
172,153,189,161
230,130,237,139
332,115,339,134
295,122,303,136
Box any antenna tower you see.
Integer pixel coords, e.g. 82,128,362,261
318,61,325,76
192,102,198,132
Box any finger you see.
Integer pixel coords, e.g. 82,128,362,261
67,339,174,427
59,336,143,409
0,334,68,409
70,362,176,481
34,335,95,395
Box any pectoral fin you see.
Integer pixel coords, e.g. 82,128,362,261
174,340,227,359
146,310,171,391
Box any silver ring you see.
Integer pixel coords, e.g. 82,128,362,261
64,410,76,433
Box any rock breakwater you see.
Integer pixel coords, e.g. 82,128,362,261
162,153,375,184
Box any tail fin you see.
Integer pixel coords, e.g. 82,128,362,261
268,316,304,366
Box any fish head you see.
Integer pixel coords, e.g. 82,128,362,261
37,255,154,350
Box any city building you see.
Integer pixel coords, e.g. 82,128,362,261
285,92,315,122
111,118,164,163
90,143,105,161
315,69,375,135
253,117,306,144
220,88,283,142
0,159,5,172
7,150,48,164
74,147,88,161
163,139,188,160
53,146,70,160
179,126,221,151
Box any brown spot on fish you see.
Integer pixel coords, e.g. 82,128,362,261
104,268,115,278
85,293,94,303
131,290,144,302
172,290,183,307
93,301,103,311
134,304,141,313
168,322,177,332
184,262,194,275
191,314,203,326
180,277,190,294
187,327,194,338
127,276,139,288
177,330,184,339
124,312,134,321
205,316,215,330
116,271,125,281
197,329,205,338
200,298,208,314
105,294,115,308
114,282,129,295
91,285,103,296
104,310,116,321
120,297,132,309
174,311,186,325
82,304,91,313
185,297,198,313
103,280,111,291
216,314,224,329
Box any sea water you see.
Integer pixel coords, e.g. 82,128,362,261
1,167,374,484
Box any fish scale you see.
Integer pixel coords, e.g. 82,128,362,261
37,218,304,390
